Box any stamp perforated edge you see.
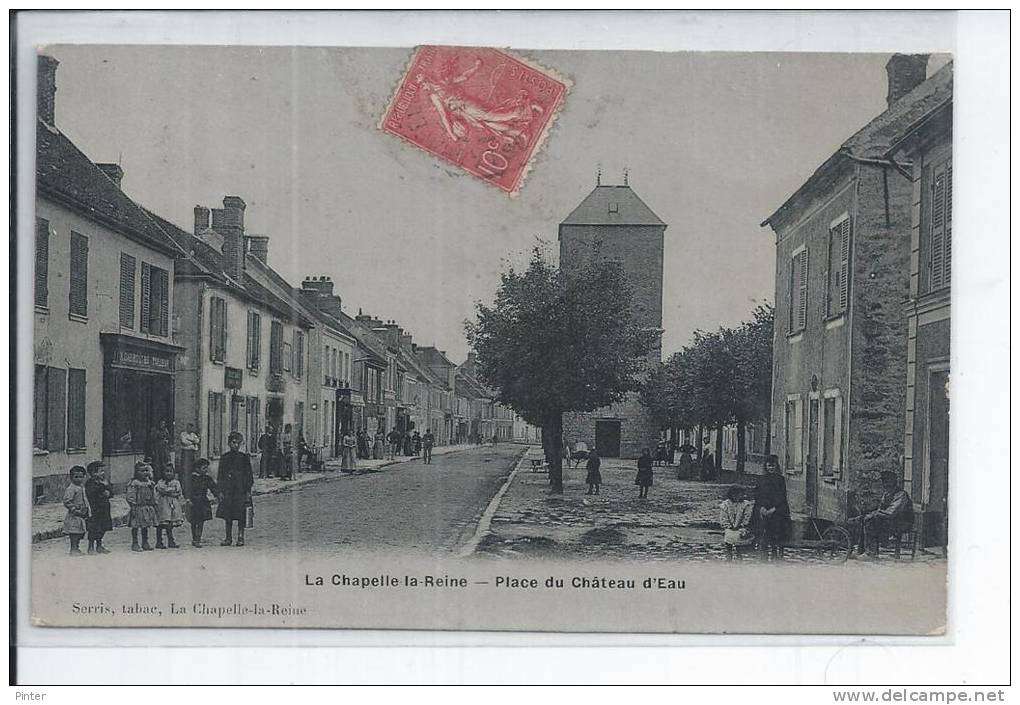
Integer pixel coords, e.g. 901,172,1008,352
377,45,573,197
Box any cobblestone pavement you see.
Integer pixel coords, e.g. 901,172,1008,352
478,450,943,565
32,445,523,559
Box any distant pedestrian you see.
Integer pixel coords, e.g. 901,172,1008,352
422,429,435,464
62,465,90,556
387,428,401,460
179,423,200,480
720,485,754,561
280,424,295,480
188,458,217,548
340,431,357,472
667,438,676,465
403,431,414,456
677,447,695,480
585,448,602,495
412,430,422,457
752,455,791,561
700,448,716,481
635,448,654,499
148,420,171,476
258,425,276,479
126,461,158,552
84,461,112,554
357,429,370,459
217,431,254,547
373,429,385,459
154,465,184,549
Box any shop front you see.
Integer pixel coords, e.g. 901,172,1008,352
100,334,182,487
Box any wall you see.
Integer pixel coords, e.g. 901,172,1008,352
33,197,176,497
769,175,855,519
846,163,914,512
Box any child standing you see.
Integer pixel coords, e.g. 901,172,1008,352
126,462,158,551
188,457,218,548
635,448,654,499
585,448,602,495
84,461,112,554
155,464,184,549
62,466,91,556
720,486,754,561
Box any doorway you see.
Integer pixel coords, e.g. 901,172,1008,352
266,397,284,437
595,419,621,458
926,368,950,550
806,398,819,515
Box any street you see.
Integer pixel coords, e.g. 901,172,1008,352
32,445,523,560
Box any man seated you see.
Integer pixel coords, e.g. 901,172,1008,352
857,470,914,556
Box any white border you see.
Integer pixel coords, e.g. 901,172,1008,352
9,9,1011,686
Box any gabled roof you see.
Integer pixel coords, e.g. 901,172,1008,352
763,61,953,229
36,121,185,258
560,184,666,227
147,209,314,327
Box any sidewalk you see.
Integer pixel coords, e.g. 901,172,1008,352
31,443,475,543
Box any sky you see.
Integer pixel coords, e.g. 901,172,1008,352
43,46,947,362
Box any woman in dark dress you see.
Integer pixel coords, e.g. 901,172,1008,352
635,448,654,499
84,460,112,554
216,432,254,547
752,454,791,560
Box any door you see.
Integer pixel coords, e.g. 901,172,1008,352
927,369,950,550
266,397,284,436
806,398,819,515
595,419,621,458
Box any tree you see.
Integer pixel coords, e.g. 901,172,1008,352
466,245,657,493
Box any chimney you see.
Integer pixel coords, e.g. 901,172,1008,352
885,54,929,107
400,333,413,348
193,206,210,236
37,55,58,125
211,196,246,281
246,235,270,264
97,163,124,188
300,275,342,317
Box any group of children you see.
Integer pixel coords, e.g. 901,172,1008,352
62,455,222,555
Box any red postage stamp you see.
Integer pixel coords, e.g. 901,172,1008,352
380,46,570,196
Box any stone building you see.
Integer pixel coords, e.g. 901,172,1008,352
761,56,951,525
33,55,186,500
558,175,666,458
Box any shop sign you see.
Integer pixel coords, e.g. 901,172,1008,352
224,367,243,389
110,348,173,373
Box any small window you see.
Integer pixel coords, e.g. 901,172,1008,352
209,297,227,362
283,341,292,373
246,311,261,370
826,217,851,317
788,249,808,333
608,203,619,213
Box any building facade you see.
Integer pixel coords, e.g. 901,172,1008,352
762,56,951,524
33,55,185,500
558,177,666,458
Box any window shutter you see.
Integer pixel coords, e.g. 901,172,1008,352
69,232,89,317
140,262,152,333
793,397,804,471
270,321,283,374
832,395,843,478
930,162,948,290
158,268,169,336
797,249,808,330
219,299,227,360
838,219,851,312
46,366,66,452
119,254,136,328
944,161,952,285
295,331,304,378
34,365,47,448
67,368,86,450
35,219,49,308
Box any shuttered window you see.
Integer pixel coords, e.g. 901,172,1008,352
119,254,136,328
140,263,169,336
294,330,304,379
827,217,851,316
269,320,284,374
209,296,227,362
789,248,808,333
35,219,49,308
246,396,260,453
69,231,89,317
34,365,67,452
66,368,86,451
208,391,225,457
246,311,262,370
929,159,952,291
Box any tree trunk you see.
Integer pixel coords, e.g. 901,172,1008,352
715,422,723,472
545,412,564,494
764,406,772,456
736,420,746,474
696,424,704,462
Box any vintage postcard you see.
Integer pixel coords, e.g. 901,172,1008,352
25,44,950,634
